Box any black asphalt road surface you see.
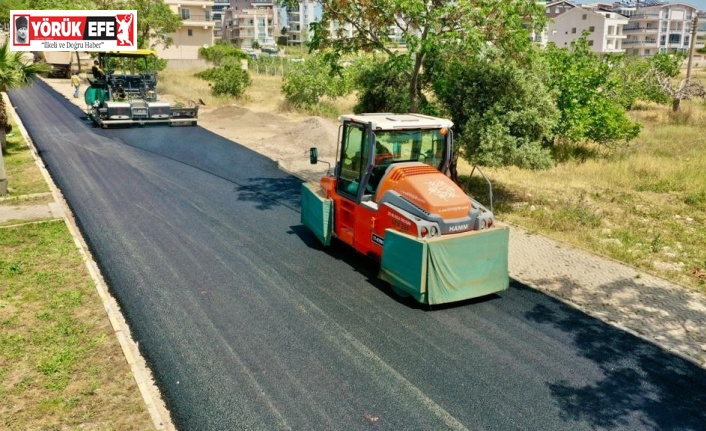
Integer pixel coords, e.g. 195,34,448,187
9,80,706,431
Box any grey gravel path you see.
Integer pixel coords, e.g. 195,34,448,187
508,225,706,367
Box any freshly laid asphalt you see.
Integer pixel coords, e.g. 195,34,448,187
4,80,706,430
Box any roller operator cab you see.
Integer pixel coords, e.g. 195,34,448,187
84,50,199,128
301,113,510,305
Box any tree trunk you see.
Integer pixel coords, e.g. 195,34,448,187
0,96,7,156
672,97,681,112
0,128,7,195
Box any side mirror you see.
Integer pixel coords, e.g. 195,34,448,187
309,147,318,165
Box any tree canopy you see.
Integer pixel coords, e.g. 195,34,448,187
0,40,49,155
309,0,546,113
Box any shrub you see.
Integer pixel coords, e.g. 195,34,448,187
195,64,251,98
433,51,557,169
281,54,352,108
199,41,248,66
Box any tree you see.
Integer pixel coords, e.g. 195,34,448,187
309,0,546,113
1,41,49,156
649,51,706,112
432,48,558,170
282,54,353,108
602,54,675,110
124,0,182,49
544,36,640,149
199,41,248,66
195,64,251,98
351,55,417,114
0,41,49,195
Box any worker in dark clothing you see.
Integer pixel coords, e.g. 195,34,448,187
91,60,106,81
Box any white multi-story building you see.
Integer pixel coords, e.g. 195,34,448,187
212,0,230,39
158,0,216,62
546,5,629,53
535,1,577,46
623,2,703,56
285,0,319,45
221,0,281,48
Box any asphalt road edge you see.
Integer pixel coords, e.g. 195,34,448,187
4,91,176,431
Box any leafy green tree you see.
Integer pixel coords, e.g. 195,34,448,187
199,41,248,66
351,55,414,113
0,41,49,156
0,41,49,195
195,64,251,98
125,0,182,49
282,54,352,108
432,48,557,169
602,54,671,109
544,36,640,148
309,0,546,113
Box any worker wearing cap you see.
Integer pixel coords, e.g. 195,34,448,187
15,16,28,44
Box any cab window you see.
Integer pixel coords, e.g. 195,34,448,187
337,123,368,198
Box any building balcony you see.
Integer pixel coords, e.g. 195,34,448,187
623,40,658,46
630,13,660,20
183,14,216,27
174,0,215,7
623,26,659,33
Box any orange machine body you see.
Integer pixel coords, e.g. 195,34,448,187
320,163,473,260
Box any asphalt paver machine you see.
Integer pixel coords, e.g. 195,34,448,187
84,50,198,128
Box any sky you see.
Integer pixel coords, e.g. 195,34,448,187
687,0,706,11
579,1,706,12
673,1,706,11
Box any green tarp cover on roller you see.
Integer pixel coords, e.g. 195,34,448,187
300,182,333,246
379,231,428,303
380,227,510,305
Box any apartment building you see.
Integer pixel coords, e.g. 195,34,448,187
213,0,230,38
536,1,577,46
285,0,319,45
546,5,629,53
623,2,704,56
221,0,281,48
159,0,216,62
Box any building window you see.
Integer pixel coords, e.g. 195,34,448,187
571,27,577,34
588,40,594,46
188,29,193,36
669,34,681,44
589,26,595,32
582,14,587,20
181,9,190,19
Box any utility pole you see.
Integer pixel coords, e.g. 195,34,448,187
685,15,698,84
673,15,699,112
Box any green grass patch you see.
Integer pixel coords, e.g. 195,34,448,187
0,222,154,430
3,114,49,196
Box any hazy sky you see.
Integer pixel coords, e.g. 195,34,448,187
580,1,706,12
688,0,706,11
